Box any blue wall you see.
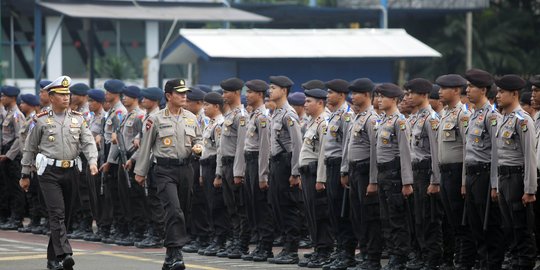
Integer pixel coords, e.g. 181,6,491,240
197,58,395,90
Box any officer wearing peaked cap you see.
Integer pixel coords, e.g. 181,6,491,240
462,69,504,269
495,74,537,270
20,75,99,270
434,73,477,268
0,85,26,231
134,78,202,270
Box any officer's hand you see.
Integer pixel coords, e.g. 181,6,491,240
135,175,146,186
0,155,8,162
490,188,498,202
259,180,269,191
427,184,440,195
522,194,536,206
95,135,102,146
234,177,244,186
402,184,413,198
289,175,300,188
340,175,349,188
214,177,222,188
124,159,133,171
89,164,99,176
99,162,110,173
133,138,140,149
315,182,325,192
19,178,30,192
199,176,203,187
111,132,118,145
366,183,378,196
461,185,466,198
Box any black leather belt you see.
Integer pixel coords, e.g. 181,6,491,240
498,166,524,175
270,152,290,161
440,162,463,173
324,157,341,166
412,159,431,170
377,158,400,172
245,151,258,159
465,163,489,175
155,157,190,166
350,159,369,168
200,156,216,166
221,156,235,165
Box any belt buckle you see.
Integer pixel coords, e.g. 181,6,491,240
61,160,70,168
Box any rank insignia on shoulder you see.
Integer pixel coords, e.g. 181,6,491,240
490,115,497,126
288,117,294,127
186,118,195,125
521,120,528,132
398,120,406,130
461,116,469,128
430,118,440,130
240,116,246,126
36,111,48,118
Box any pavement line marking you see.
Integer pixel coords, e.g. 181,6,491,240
0,252,87,261
96,251,224,270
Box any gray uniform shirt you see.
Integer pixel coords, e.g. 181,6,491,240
107,107,144,163
324,102,354,159
134,107,202,177
375,110,414,185
270,102,303,176
19,112,35,154
341,107,379,184
535,112,540,170
104,101,127,144
89,109,105,138
242,105,270,182
299,112,328,183
465,102,500,188
2,105,25,160
217,105,247,178
410,106,441,184
496,106,537,194
21,110,98,174
130,107,159,163
201,114,223,176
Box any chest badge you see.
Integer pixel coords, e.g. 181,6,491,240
48,136,55,142
163,137,172,146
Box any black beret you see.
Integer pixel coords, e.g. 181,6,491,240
123,85,140,98
220,77,244,91
435,74,467,88
301,80,325,90
349,78,374,93
245,80,269,92
288,92,306,106
164,79,189,93
187,88,205,101
304,88,328,100
465,69,493,88
39,80,52,89
104,79,125,94
70,83,90,96
375,83,403,98
20,94,40,106
1,86,20,97
197,84,212,93
87,89,105,102
529,75,540,88
269,76,294,88
406,78,432,94
430,84,440,100
520,91,532,105
325,79,350,93
204,92,223,105
495,74,526,91
141,87,164,101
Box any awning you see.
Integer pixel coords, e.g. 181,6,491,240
38,2,271,23
161,28,441,64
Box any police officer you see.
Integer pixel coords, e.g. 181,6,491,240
296,88,332,268
240,79,275,262
462,69,505,269
320,79,356,270
70,83,90,115
530,75,540,255
134,79,202,270
39,80,53,112
213,77,250,259
266,75,303,264
0,86,25,230
198,92,231,256
495,74,537,270
99,79,127,243
289,92,309,134
17,94,42,233
406,78,443,269
374,83,414,269
341,78,382,270
130,87,166,249
429,85,443,114
435,74,476,270
183,87,212,253
20,76,99,270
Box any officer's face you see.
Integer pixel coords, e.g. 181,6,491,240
222,90,239,105
88,99,102,112
39,89,50,105
141,98,157,110
269,84,285,102
327,90,342,106
71,94,85,106
496,88,516,109
19,103,31,115
438,87,457,105
351,92,368,106
531,86,540,110
246,90,262,107
465,83,485,104
169,91,187,107
50,93,70,110
304,97,319,117
378,95,395,110
203,102,218,118
122,95,137,107
408,92,426,107
105,92,118,103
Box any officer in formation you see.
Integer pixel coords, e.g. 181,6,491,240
4,70,540,270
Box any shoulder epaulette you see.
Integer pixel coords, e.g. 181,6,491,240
71,111,82,116
36,111,48,118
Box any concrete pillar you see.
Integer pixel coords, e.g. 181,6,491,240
145,21,159,87
45,16,62,79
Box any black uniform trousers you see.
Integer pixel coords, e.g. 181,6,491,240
299,162,333,251
143,163,165,237
377,158,411,259
349,160,382,261
39,165,78,260
440,163,476,267
221,156,251,247
0,149,24,221
325,157,357,254
245,151,275,248
73,156,93,230
188,157,211,240
117,160,147,235
498,166,536,269
412,160,443,266
96,143,114,231
27,172,46,222
200,156,230,240
465,163,504,269
269,152,301,252
153,159,192,248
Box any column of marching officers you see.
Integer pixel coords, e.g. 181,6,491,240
2,68,540,270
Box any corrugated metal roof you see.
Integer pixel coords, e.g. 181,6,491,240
38,2,271,22
161,28,441,64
